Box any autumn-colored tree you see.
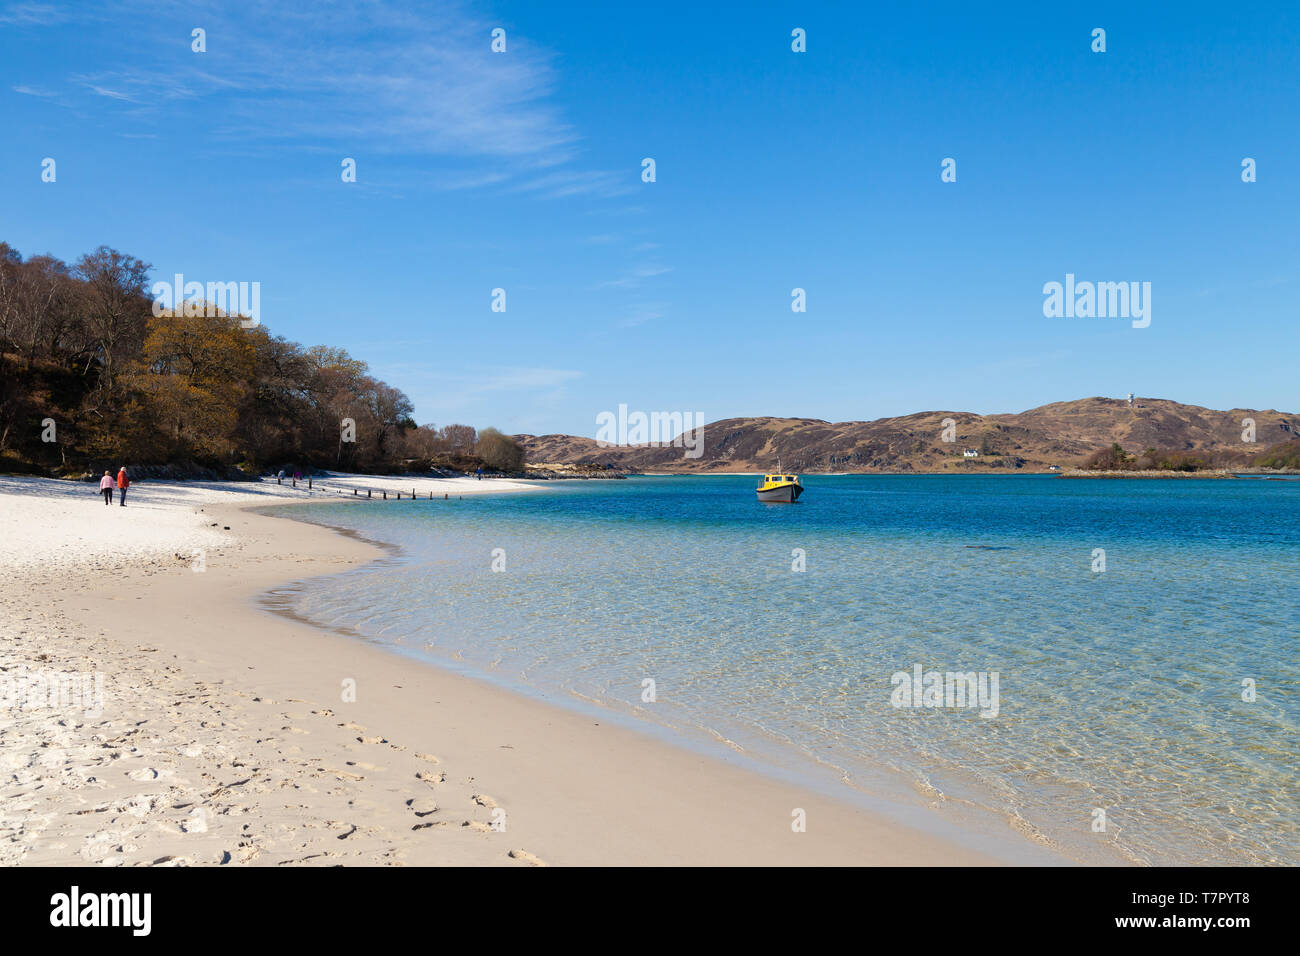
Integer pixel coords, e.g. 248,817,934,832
128,312,256,459
475,427,524,472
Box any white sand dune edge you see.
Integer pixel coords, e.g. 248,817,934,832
0,474,1062,866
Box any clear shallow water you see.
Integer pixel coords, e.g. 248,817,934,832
268,475,1299,865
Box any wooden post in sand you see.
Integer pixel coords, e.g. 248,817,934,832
367,489,371,499
308,477,312,490
354,488,357,496
383,491,387,500
292,477,296,488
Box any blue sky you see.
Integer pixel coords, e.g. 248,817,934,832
3,0,1298,436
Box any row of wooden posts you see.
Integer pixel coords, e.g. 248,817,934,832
275,475,457,500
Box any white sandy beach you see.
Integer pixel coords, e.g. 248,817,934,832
0,473,1034,866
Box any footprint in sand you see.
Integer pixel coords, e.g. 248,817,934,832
471,794,499,809
508,849,547,867
405,797,437,817
318,768,365,781
415,770,444,786
346,761,384,772
338,722,365,731
461,821,494,833
414,753,440,764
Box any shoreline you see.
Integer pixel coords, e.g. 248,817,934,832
224,499,1070,864
259,503,1083,865
1,475,1054,865
1059,469,1300,479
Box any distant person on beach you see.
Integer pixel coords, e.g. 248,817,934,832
116,466,130,506
98,470,114,506
476,466,483,481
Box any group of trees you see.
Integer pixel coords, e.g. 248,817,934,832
1085,443,1217,472
1252,437,1300,470
0,241,524,476
1083,440,1299,472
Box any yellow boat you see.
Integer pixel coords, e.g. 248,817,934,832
756,467,803,502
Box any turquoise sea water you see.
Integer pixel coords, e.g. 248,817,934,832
268,475,1299,865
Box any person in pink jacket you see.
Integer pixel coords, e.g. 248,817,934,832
98,470,114,506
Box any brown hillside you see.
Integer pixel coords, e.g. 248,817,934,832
516,397,1299,473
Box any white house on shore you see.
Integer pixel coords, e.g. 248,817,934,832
963,449,979,458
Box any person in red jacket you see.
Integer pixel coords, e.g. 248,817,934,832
116,466,130,507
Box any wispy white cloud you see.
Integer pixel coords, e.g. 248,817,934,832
69,0,580,180
0,2,70,25
591,264,671,290
467,367,583,392
430,170,514,192
33,0,654,201
617,303,666,328
510,167,633,200
88,84,137,101
72,68,203,104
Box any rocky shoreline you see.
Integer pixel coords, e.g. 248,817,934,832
1060,468,1300,479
